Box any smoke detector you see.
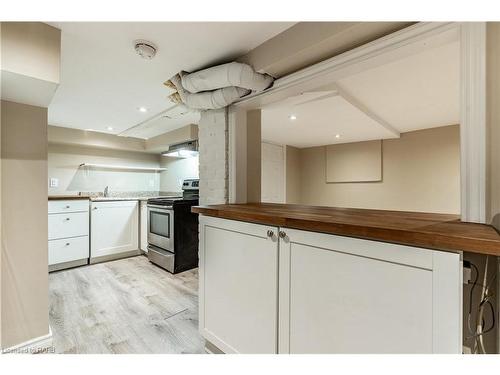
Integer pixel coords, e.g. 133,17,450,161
134,40,157,60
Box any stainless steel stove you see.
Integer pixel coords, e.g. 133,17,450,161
147,179,199,273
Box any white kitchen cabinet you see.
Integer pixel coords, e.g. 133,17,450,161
199,216,462,354
278,228,461,354
140,201,148,252
49,236,89,266
48,211,89,240
91,200,139,260
199,215,279,354
48,199,89,271
48,199,89,214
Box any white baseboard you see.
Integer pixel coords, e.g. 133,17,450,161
204,339,224,354
1,326,54,354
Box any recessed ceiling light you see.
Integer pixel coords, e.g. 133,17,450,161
107,126,114,131
289,114,297,120
335,134,341,139
138,107,148,113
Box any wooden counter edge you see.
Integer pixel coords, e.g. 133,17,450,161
48,195,90,200
192,205,500,257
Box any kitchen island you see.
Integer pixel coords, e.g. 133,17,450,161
192,203,500,354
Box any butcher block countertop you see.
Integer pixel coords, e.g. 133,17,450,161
192,203,500,256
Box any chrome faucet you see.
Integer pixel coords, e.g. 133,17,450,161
104,186,109,197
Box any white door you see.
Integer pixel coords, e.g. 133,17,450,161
199,216,279,354
278,228,462,354
91,200,139,259
261,142,285,203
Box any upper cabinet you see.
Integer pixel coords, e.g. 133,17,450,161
1,22,61,107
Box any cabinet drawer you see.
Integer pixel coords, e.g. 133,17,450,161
49,211,89,240
49,199,89,214
49,236,89,265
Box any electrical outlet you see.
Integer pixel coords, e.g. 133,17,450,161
49,177,59,188
463,265,472,284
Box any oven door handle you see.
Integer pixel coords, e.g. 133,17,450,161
147,204,174,210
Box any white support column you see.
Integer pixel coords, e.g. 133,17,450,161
246,109,262,203
228,107,248,203
198,108,229,205
460,22,487,223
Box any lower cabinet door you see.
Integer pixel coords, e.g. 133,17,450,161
278,228,462,354
91,201,139,259
199,216,279,354
49,236,89,265
140,201,148,252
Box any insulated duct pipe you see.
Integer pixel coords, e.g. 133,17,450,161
181,86,250,110
181,62,273,93
166,62,274,110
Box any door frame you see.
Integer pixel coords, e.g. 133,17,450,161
228,22,486,224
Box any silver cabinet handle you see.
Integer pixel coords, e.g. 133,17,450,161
65,205,70,209
65,217,71,221
267,230,274,238
93,207,98,210
279,231,287,239
65,242,70,246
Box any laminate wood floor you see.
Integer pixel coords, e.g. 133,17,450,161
49,255,204,354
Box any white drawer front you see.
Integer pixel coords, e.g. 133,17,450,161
49,236,89,265
48,199,89,214
49,212,89,240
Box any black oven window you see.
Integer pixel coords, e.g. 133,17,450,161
150,211,170,238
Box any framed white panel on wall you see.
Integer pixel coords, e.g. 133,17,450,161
325,140,382,183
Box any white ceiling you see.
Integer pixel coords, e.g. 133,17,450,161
262,40,460,148
262,92,397,148
48,22,294,138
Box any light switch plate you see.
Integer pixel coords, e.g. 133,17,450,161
49,177,59,188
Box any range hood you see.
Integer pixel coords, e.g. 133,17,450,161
161,140,198,158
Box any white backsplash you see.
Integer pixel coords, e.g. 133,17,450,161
48,144,162,195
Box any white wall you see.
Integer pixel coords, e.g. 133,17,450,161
287,125,460,214
160,155,199,193
48,144,162,195
261,142,285,203
1,100,49,348
1,22,60,83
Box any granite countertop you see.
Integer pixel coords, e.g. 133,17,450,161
192,203,500,256
49,191,182,202
90,195,181,202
